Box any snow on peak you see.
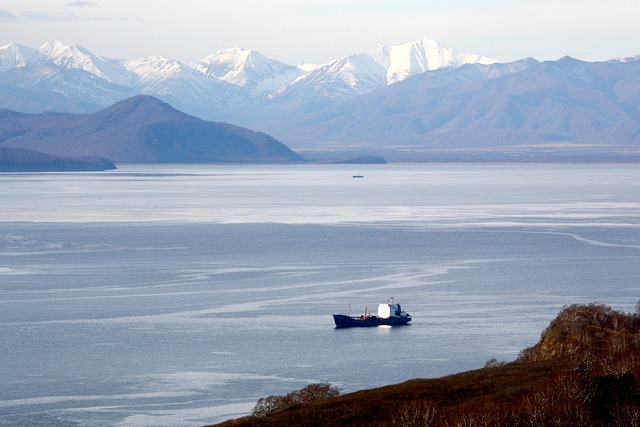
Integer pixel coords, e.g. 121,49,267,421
39,39,73,56
272,38,500,100
272,53,387,101
124,55,185,88
121,54,245,108
609,54,640,63
0,42,45,72
193,46,304,95
194,47,257,82
371,38,500,84
1,37,508,109
39,39,97,68
318,54,386,90
38,39,133,86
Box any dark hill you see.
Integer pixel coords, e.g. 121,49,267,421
0,95,303,163
0,146,116,171
210,303,640,427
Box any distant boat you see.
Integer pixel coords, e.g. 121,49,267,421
352,174,364,178
333,297,412,328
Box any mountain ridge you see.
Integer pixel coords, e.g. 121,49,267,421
245,56,640,162
1,38,639,162
193,47,306,97
0,37,501,115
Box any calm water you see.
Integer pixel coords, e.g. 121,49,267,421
1,164,639,426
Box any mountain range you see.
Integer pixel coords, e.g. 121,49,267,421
0,38,493,117
1,38,639,161
256,57,640,162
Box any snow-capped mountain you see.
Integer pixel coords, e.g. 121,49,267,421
0,43,45,72
38,39,135,86
271,38,499,101
195,39,497,100
0,43,135,110
0,40,253,118
192,47,305,96
371,38,498,84
124,55,247,112
247,56,640,162
273,54,388,102
0,37,504,117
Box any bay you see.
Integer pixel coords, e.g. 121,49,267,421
0,164,639,426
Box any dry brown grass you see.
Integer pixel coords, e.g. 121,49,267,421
209,303,640,427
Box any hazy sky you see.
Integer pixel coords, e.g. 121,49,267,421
1,0,638,64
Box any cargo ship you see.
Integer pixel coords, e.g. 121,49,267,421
333,297,411,328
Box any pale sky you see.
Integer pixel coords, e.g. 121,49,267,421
1,0,639,65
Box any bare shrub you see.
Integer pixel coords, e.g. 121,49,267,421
251,383,340,417
612,402,640,427
484,357,506,368
392,399,438,427
290,382,340,403
251,395,283,417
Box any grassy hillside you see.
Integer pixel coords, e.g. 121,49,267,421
209,303,640,427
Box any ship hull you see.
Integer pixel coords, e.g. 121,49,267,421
332,314,411,328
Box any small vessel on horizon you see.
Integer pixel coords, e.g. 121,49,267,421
333,297,412,328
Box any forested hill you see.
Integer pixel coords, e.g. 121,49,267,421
210,303,640,427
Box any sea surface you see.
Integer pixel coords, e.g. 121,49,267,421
1,164,639,426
